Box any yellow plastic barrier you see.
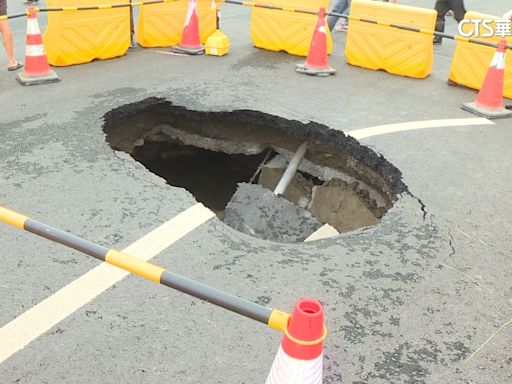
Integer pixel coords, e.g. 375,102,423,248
449,11,512,100
136,0,216,47
345,0,436,79
250,0,332,57
43,0,130,66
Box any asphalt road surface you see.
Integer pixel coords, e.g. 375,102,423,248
1,0,511,383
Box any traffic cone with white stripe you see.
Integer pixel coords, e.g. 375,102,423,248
462,39,511,119
266,299,326,384
171,0,205,55
296,8,336,77
17,8,60,86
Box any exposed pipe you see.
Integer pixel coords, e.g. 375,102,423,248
274,142,308,196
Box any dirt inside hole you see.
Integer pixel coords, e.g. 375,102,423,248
103,98,408,243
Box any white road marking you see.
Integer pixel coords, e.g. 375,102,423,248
0,203,215,364
348,118,494,140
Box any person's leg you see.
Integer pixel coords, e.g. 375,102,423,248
0,20,18,67
449,0,466,23
327,0,349,31
340,0,350,27
434,0,450,43
339,0,349,14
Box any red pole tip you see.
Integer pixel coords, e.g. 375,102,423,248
281,298,325,360
27,7,36,18
318,7,325,18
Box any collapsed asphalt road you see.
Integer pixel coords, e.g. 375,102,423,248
1,1,511,383
102,100,407,243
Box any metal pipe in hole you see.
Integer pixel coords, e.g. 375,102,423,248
273,142,308,196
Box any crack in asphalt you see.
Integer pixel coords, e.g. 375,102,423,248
447,228,456,258
409,192,428,222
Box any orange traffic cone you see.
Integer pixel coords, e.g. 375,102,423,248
296,8,336,77
266,299,326,384
171,0,205,55
462,39,511,119
16,8,60,86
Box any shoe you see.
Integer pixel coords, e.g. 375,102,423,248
433,37,442,45
334,24,348,32
446,10,454,17
23,0,38,4
7,62,23,71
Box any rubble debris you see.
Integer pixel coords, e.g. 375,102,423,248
224,183,323,243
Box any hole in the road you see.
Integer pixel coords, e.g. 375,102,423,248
103,98,407,243
131,141,269,215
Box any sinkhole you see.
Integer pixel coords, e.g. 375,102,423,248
103,98,408,243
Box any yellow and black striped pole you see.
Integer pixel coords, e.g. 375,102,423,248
0,206,291,333
37,0,178,13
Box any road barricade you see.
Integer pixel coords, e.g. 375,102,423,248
250,0,332,57
136,0,216,47
345,0,436,78
43,0,130,66
449,11,512,100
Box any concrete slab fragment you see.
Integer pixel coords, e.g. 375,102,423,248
224,183,323,243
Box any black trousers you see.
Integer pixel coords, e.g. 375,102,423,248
434,0,466,35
